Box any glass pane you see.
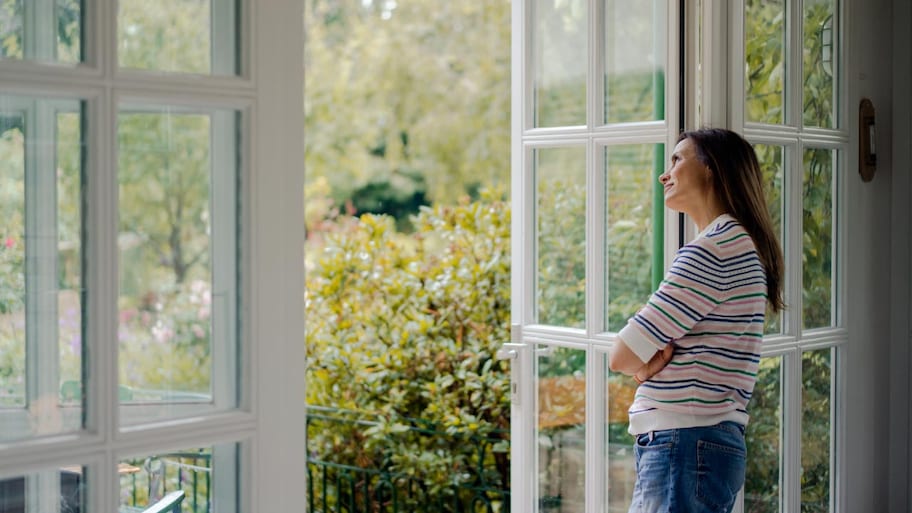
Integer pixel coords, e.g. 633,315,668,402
604,0,666,124
802,148,834,329
0,0,83,63
118,105,240,424
0,464,88,512
0,96,85,441
801,348,832,513
118,0,239,75
604,144,660,332
536,147,586,328
745,0,785,125
532,0,587,127
744,356,782,513
803,0,837,128
606,361,636,513
538,345,585,513
120,443,242,513
754,144,784,334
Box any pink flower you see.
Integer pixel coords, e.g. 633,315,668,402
4,237,14,249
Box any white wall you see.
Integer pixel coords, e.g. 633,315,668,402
844,0,895,510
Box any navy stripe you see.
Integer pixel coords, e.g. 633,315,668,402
707,221,739,237
668,268,766,293
645,379,753,400
704,313,765,323
676,343,761,359
653,290,703,322
632,316,675,344
674,249,763,275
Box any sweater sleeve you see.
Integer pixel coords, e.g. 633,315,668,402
618,236,730,362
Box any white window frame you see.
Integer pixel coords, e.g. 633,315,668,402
722,1,847,511
0,1,305,512
509,1,683,512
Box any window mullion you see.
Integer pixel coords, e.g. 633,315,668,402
23,100,63,513
787,0,803,129
24,101,60,431
785,142,804,339
783,349,802,513
23,0,57,61
91,88,118,513
211,109,239,413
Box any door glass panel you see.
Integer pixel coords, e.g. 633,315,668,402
0,0,83,63
538,345,585,513
118,0,239,75
535,147,586,328
604,143,660,332
754,143,784,334
120,442,243,513
744,0,785,125
0,96,85,442
802,148,834,330
606,361,636,513
118,104,240,425
532,0,587,127
801,348,832,513
603,0,666,124
803,0,837,128
0,463,88,512
744,355,782,513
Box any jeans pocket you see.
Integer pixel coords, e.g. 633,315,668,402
633,438,673,495
696,439,746,513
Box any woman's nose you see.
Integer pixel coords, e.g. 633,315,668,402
659,172,670,184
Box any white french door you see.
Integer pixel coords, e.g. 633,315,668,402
0,1,305,511
507,1,681,511
507,1,845,513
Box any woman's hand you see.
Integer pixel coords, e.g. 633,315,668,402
633,343,675,384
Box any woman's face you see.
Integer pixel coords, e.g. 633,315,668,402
659,138,715,216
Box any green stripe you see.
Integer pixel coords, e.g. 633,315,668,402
669,360,758,377
647,300,690,331
718,232,749,244
686,330,763,338
634,393,736,405
728,292,768,301
663,280,721,305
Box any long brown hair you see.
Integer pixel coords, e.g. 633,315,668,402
679,128,785,312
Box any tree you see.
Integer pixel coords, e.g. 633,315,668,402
305,0,511,210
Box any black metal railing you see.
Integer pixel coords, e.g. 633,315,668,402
307,406,510,513
122,452,212,513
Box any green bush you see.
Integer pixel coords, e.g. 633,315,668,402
306,189,511,500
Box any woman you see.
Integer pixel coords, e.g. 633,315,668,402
608,128,784,513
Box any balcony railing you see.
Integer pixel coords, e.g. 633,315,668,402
306,405,510,513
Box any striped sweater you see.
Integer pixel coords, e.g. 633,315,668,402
618,214,767,435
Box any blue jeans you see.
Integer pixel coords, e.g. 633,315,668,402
628,422,746,513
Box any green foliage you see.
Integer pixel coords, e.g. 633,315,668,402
349,169,430,231
802,148,833,329
0,0,81,61
800,349,832,513
0,0,23,59
305,0,511,206
118,112,210,286
118,0,210,73
536,178,586,329
745,0,785,124
803,3,836,128
744,357,782,513
118,278,212,395
306,191,511,502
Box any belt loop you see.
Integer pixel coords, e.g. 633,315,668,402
649,431,655,442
